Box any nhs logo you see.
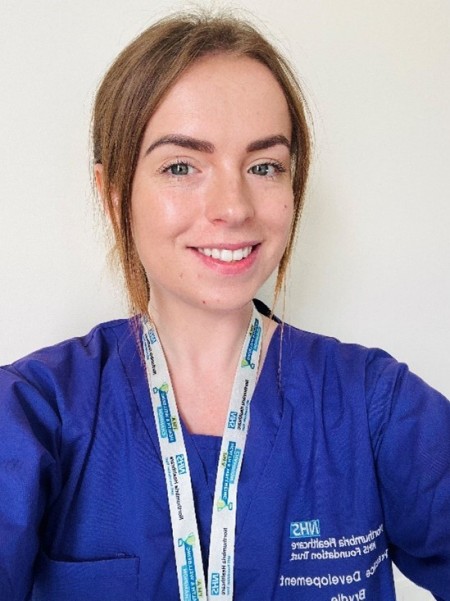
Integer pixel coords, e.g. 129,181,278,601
290,519,321,539
176,454,187,475
210,572,220,595
227,411,238,429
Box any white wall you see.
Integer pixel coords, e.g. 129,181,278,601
1,2,448,598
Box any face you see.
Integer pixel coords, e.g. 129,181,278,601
131,54,294,315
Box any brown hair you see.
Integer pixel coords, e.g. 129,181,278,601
92,10,312,316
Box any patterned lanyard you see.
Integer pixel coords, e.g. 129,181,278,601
142,306,262,600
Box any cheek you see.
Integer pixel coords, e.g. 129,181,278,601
274,194,295,237
131,190,190,241
275,198,295,256
284,197,295,224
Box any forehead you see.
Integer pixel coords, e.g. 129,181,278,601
142,54,292,146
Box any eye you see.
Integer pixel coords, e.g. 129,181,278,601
161,161,195,176
249,161,286,177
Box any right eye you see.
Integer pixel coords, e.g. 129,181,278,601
162,161,195,176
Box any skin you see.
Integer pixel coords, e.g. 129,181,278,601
97,54,294,433
131,53,294,319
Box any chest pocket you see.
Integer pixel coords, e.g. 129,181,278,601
32,552,139,601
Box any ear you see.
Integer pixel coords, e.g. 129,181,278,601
94,163,119,219
94,163,105,201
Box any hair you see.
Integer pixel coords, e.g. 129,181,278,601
92,9,312,317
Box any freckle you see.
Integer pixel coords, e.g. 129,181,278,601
179,272,183,279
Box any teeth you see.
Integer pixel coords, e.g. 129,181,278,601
198,246,253,262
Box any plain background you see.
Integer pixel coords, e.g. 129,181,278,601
1,1,449,598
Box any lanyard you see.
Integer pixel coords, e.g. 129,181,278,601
142,306,262,600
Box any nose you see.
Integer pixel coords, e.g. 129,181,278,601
205,170,255,226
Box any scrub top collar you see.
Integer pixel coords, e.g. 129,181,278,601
117,299,285,542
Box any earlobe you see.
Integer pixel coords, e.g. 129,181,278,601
94,163,119,218
94,163,105,201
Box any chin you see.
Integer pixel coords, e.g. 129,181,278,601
189,293,256,314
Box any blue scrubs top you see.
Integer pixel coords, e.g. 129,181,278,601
0,312,449,600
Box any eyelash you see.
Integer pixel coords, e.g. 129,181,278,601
159,159,196,176
158,159,287,178
249,161,286,178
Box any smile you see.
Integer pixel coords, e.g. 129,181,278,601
197,246,253,263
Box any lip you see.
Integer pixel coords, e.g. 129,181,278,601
190,243,261,275
192,241,260,251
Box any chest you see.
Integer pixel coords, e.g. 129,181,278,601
172,375,233,436
35,371,395,600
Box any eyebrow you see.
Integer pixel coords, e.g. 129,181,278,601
144,133,291,156
144,135,214,156
246,134,291,153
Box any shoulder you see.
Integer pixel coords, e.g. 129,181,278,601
0,318,143,475
1,318,135,380
0,318,140,421
279,321,402,381
278,321,449,455
277,322,414,449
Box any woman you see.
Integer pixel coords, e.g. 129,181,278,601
0,11,449,601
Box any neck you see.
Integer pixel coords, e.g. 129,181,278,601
146,295,277,436
148,297,254,373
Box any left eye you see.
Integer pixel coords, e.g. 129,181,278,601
249,163,283,177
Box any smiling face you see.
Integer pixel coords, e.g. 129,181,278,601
131,53,294,316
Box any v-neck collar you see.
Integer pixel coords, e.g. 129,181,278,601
118,305,285,542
